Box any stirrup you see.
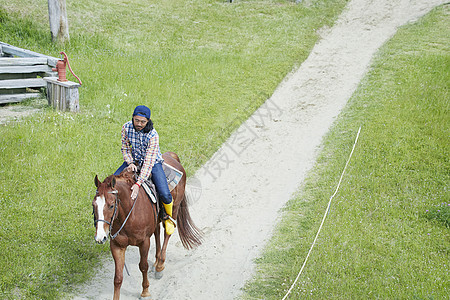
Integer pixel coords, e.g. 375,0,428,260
166,215,177,228
162,213,177,228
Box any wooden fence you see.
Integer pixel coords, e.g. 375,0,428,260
0,42,80,112
0,42,58,104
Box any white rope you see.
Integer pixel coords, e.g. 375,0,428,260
282,126,361,300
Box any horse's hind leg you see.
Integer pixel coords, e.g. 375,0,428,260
156,201,180,277
156,219,175,278
153,223,163,276
138,238,151,299
160,231,172,269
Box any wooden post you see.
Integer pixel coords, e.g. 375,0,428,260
43,77,80,112
47,0,70,43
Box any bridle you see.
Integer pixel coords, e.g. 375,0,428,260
94,190,120,237
94,189,138,240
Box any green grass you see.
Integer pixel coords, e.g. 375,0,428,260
0,0,348,298
242,4,449,299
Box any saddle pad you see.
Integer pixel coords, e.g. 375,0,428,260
141,162,183,203
162,162,183,191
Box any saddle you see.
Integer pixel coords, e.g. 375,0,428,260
142,178,177,227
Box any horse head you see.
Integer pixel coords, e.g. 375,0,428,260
93,175,118,244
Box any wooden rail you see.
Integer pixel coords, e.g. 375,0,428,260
0,57,48,66
0,78,46,89
0,42,58,67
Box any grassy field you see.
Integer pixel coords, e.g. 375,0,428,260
0,0,349,298
242,4,449,299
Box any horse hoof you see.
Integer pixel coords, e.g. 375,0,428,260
140,290,151,300
155,271,164,280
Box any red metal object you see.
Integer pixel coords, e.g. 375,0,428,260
52,51,82,85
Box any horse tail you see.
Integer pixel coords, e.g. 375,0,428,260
177,194,203,249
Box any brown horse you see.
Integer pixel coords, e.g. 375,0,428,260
93,152,202,299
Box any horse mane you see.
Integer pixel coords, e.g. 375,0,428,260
117,171,136,185
104,171,136,187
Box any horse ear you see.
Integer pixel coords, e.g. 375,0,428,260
110,176,116,188
95,175,100,188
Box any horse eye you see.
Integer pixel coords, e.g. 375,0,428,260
109,205,114,209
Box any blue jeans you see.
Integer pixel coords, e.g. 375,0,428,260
114,161,173,204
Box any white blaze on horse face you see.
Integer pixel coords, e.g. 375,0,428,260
95,195,108,243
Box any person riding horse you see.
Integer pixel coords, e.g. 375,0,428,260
114,105,175,235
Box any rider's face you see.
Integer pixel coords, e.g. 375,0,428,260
133,115,149,131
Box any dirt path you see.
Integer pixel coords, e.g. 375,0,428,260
72,1,446,299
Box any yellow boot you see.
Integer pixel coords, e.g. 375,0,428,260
162,201,175,235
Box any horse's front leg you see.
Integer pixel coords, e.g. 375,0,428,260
138,237,151,299
110,244,126,300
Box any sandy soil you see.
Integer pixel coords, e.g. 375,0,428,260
70,0,446,299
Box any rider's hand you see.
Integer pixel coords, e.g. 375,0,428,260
127,163,138,172
131,183,140,200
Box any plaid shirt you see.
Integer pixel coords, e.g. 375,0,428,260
121,121,163,185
